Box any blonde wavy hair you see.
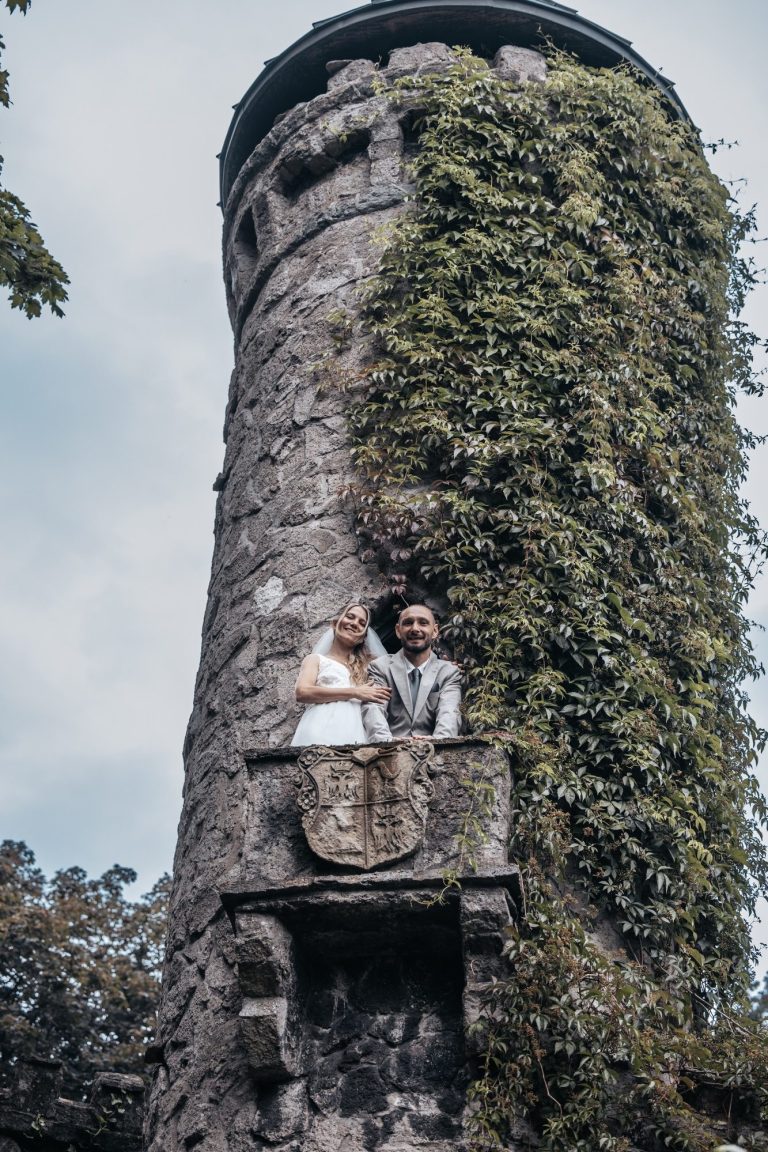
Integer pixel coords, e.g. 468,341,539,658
332,601,373,686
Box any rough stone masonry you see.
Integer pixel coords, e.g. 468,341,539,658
144,38,545,1152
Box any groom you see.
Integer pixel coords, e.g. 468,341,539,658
362,605,462,742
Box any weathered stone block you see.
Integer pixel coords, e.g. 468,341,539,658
88,1073,145,1132
493,44,548,83
460,887,513,1052
12,1057,62,1112
238,995,298,1081
460,886,513,952
326,58,377,91
255,1080,309,1141
386,42,456,79
234,913,296,997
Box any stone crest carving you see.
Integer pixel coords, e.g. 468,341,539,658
295,742,436,869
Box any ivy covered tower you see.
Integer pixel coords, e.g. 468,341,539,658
146,3,767,1151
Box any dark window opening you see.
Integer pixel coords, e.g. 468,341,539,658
371,596,401,654
233,209,259,284
279,127,371,200
399,109,424,161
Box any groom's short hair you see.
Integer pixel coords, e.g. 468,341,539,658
397,604,437,624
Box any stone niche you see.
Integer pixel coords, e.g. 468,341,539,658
220,738,519,1151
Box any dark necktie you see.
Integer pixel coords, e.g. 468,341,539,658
409,667,421,710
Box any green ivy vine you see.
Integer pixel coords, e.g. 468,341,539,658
346,49,768,1149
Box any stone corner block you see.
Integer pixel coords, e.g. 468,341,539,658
460,887,513,1054
493,44,548,83
239,996,298,1081
235,912,296,997
459,886,512,949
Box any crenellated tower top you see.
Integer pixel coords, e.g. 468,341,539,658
220,0,688,210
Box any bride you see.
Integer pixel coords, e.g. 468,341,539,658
291,601,391,746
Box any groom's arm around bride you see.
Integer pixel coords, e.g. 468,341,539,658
361,605,462,743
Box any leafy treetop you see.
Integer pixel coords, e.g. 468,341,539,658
0,840,169,1098
1,0,69,317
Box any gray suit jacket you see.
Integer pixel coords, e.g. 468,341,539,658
362,650,462,742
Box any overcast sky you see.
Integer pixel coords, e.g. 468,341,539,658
1,0,767,968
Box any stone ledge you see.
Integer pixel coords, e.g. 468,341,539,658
242,733,508,761
221,864,523,911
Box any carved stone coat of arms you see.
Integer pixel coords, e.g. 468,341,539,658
295,742,436,869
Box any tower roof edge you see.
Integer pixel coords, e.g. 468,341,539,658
219,0,689,211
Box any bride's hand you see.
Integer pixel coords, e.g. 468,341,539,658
357,684,392,704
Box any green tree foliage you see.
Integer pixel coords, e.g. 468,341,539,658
349,51,768,1148
0,840,169,1097
0,0,69,317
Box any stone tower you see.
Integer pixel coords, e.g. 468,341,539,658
145,5,690,1151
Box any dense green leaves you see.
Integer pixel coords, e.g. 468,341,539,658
1,0,69,316
348,51,768,1148
1,2,33,112
0,172,69,317
0,841,169,1097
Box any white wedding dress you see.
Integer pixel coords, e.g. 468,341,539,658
290,654,367,746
